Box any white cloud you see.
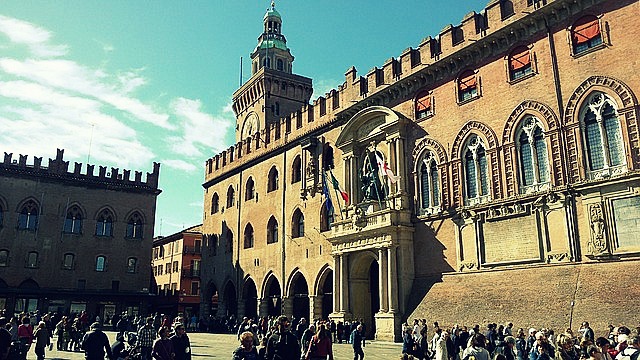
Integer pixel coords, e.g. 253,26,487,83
169,98,234,157
0,15,67,57
312,78,342,100
162,159,198,172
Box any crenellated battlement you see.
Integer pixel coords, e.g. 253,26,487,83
1,149,161,193
205,0,560,183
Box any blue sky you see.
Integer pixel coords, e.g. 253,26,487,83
0,0,488,236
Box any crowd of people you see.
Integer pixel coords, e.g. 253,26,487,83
400,320,640,360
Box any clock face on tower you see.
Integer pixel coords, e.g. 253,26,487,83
241,112,260,140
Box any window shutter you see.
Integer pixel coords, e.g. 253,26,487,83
510,48,531,70
573,18,600,44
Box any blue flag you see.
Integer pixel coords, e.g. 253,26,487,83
322,172,333,213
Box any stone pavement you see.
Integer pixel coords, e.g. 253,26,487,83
30,331,403,360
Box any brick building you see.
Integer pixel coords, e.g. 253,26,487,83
152,225,203,318
201,0,640,341
0,149,160,319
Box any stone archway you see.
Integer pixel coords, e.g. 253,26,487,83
290,273,309,321
317,268,333,320
242,278,258,319
223,281,237,318
349,251,379,339
266,276,282,317
206,281,219,317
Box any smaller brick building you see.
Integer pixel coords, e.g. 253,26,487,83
0,149,161,319
152,225,203,319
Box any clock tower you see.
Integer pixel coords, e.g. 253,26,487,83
232,1,313,143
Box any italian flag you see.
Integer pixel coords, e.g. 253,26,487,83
375,153,400,183
330,172,350,205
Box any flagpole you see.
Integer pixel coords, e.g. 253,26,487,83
328,170,345,220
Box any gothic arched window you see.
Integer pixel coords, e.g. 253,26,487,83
292,155,302,183
267,167,279,192
18,200,39,230
464,135,490,204
63,205,83,234
243,223,254,249
581,92,626,176
211,193,219,214
227,186,236,209
419,151,440,212
95,208,114,237
126,212,143,239
320,202,334,232
267,216,278,244
517,117,549,191
292,209,304,238
245,177,255,201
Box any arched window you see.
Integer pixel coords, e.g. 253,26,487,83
62,253,74,270
96,255,106,272
292,209,304,238
226,231,233,254
292,155,302,183
127,257,137,273
322,144,335,171
464,135,490,204
211,193,219,214
415,91,433,119
243,223,254,249
320,202,334,232
458,70,478,102
26,251,38,268
277,59,284,71
517,117,549,190
63,205,83,234
267,167,279,192
245,177,255,201
95,209,114,237
267,216,278,244
500,0,515,19
126,212,143,239
159,245,165,258
581,92,625,175
509,46,532,81
571,15,603,55
18,200,39,230
0,250,9,267
419,151,440,211
227,186,236,209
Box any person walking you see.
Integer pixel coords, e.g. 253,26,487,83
137,317,156,360
232,331,259,360
82,322,113,360
351,324,364,360
305,324,334,360
152,327,174,360
265,316,300,360
33,321,50,360
171,323,191,360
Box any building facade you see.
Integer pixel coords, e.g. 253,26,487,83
201,0,640,341
152,225,203,318
0,149,160,319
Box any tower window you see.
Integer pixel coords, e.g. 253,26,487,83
292,155,302,183
244,223,254,249
292,209,304,238
277,59,284,71
126,212,143,239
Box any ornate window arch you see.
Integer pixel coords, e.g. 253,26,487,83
211,193,219,214
63,204,84,234
245,177,255,201
516,116,550,193
580,91,626,178
463,134,490,205
18,199,39,230
126,212,144,239
226,185,235,209
292,209,304,238
418,151,440,214
267,167,279,192
267,216,278,244
95,208,114,237
243,223,254,249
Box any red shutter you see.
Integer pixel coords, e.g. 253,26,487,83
510,48,530,70
416,93,431,111
459,73,477,91
573,18,600,44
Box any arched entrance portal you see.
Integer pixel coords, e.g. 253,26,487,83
242,279,258,319
291,274,309,321
266,277,282,317
318,269,333,320
350,253,379,339
223,282,237,317
207,282,219,317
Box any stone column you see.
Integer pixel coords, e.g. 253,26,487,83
346,155,356,208
340,253,350,314
378,248,388,312
258,298,268,318
309,295,322,321
387,246,398,313
333,255,341,312
282,296,293,318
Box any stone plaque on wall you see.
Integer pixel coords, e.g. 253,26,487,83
482,216,539,264
612,196,640,249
